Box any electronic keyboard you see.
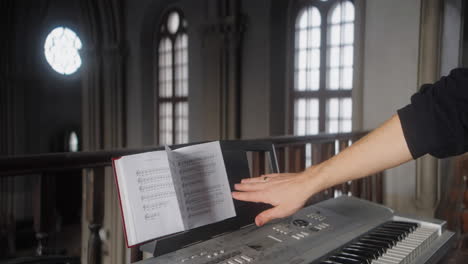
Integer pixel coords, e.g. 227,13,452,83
135,196,455,264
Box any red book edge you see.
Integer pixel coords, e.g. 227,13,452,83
112,156,136,248
112,157,159,249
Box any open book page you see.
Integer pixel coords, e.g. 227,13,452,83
167,141,236,230
114,150,184,246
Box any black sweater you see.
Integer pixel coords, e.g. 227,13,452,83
397,68,468,159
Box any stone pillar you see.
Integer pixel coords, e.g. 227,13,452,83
79,0,127,263
200,0,246,140
414,0,443,213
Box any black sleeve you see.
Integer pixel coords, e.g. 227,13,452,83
397,68,468,159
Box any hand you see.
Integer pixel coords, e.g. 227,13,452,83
232,172,319,226
232,115,413,227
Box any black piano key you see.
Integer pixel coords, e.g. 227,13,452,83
383,222,414,229
345,245,380,258
388,223,418,232
380,224,413,234
384,221,419,227
372,229,406,240
383,222,417,232
363,234,397,246
362,234,396,248
375,226,410,237
342,246,378,259
358,238,391,249
336,252,371,264
353,242,386,255
371,231,404,241
328,255,363,264
390,221,419,228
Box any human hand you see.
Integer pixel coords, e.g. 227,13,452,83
232,172,320,226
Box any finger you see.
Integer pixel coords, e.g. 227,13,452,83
234,182,269,192
241,173,282,183
255,206,289,226
231,191,267,203
235,178,292,191
241,178,294,188
242,173,300,183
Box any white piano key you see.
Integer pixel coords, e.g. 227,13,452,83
383,251,405,260
386,247,411,255
373,260,398,264
378,255,401,263
372,260,396,264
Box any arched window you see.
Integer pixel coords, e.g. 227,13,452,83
294,6,321,136
326,1,354,133
156,10,189,145
292,0,355,136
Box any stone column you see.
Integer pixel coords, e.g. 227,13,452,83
79,0,127,263
414,0,443,213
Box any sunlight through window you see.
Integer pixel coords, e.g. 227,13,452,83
44,27,82,75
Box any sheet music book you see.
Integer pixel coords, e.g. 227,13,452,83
112,141,236,247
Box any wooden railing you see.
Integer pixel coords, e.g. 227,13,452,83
0,132,384,263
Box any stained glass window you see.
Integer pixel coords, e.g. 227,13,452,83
157,10,189,145
44,27,82,75
292,0,355,136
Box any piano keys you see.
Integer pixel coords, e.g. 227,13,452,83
321,221,441,264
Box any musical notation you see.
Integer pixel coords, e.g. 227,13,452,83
134,165,176,222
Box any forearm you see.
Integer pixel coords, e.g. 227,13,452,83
304,114,413,194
